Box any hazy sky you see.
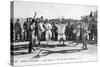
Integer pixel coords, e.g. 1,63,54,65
14,1,97,19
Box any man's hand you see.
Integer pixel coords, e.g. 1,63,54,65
35,12,37,16
33,12,37,19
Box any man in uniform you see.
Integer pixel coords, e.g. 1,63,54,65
65,22,69,40
14,19,22,41
65,20,74,40
39,16,46,41
51,22,58,40
37,18,45,41
23,18,29,41
28,19,36,53
28,12,37,53
80,19,90,50
73,21,81,45
45,20,52,42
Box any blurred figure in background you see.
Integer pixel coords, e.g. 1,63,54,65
80,19,90,50
23,18,29,41
40,16,46,41
51,22,58,41
89,19,97,41
45,19,52,42
73,21,81,45
28,19,36,53
37,18,45,41
65,20,74,40
14,19,22,41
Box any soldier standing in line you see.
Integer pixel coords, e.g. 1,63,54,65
73,21,81,46
51,22,58,41
27,18,32,41
89,19,97,41
65,23,69,40
45,20,52,46
39,16,46,41
14,19,22,41
80,19,90,50
23,18,29,41
65,20,73,40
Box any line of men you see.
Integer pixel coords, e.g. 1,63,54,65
14,13,97,53
22,17,58,41
65,19,97,41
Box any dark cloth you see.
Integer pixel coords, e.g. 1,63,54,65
52,25,58,40
23,21,31,41
14,22,22,40
65,25,74,39
15,32,22,40
28,32,35,53
23,22,28,40
41,31,46,41
81,30,87,49
23,22,28,30
89,23,97,41
41,24,46,41
80,23,89,49
34,21,39,36
14,22,22,33
28,20,36,53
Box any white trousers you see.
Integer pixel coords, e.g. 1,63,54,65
45,30,52,41
58,34,66,40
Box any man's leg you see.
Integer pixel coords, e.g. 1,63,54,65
19,32,22,41
82,34,87,50
15,32,18,40
23,31,25,41
66,33,68,40
89,30,93,41
29,42,32,53
24,31,27,41
29,34,36,53
83,40,87,49
55,32,58,41
49,30,52,40
75,35,79,46
46,31,50,47
62,35,66,45
45,31,48,41
38,31,42,41
42,32,44,40
94,30,97,42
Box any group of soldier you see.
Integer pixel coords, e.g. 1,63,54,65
14,17,58,41
12,11,97,53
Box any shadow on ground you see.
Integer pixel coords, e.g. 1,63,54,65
87,40,97,45
11,40,97,56
32,49,82,58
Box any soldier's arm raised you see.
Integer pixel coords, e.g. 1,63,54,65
33,12,37,19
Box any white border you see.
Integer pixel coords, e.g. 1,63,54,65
0,0,99,67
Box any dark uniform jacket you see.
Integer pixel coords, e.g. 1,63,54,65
14,22,22,33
